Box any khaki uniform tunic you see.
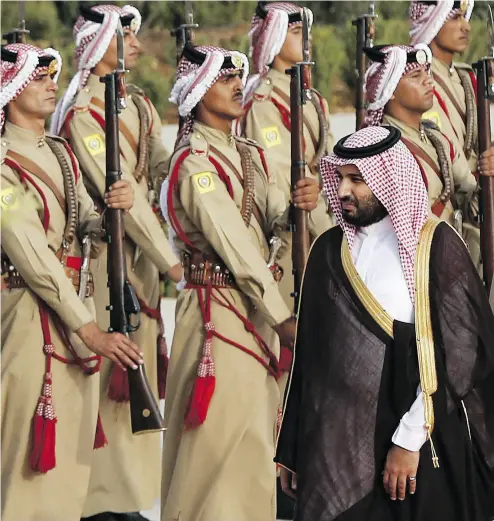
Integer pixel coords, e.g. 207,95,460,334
161,121,312,521
384,115,480,267
424,59,478,173
242,68,334,311
1,123,101,521
63,73,179,516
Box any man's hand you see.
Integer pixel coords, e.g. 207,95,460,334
104,179,135,212
280,467,297,500
77,321,144,371
167,262,184,283
292,178,321,211
479,146,494,177
273,316,296,349
383,445,420,501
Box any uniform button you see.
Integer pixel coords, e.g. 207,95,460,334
195,133,202,139
2,141,7,147
84,87,90,92
266,79,271,85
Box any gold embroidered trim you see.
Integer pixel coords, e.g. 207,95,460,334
415,218,440,468
341,237,394,338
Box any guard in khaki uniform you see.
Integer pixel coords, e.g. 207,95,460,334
1,44,140,521
409,0,494,176
363,44,483,267
240,2,333,315
52,6,182,521
160,43,321,521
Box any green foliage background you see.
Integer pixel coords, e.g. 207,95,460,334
2,1,491,121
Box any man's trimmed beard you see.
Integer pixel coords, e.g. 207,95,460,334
341,192,388,227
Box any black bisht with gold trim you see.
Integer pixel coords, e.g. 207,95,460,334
275,221,494,521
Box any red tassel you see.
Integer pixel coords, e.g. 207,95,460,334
279,346,293,373
184,372,216,430
29,397,57,473
107,363,130,402
94,413,108,449
157,335,169,400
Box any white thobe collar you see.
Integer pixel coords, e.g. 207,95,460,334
351,216,414,324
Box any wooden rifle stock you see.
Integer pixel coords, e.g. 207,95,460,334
473,57,494,293
102,72,164,435
353,3,376,130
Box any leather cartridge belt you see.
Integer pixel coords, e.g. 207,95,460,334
1,254,94,298
182,251,235,288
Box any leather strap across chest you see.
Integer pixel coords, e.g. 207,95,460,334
432,72,466,124
90,97,139,156
6,149,66,213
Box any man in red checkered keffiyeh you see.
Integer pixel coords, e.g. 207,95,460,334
408,1,494,182
51,4,141,134
169,43,249,148
1,42,139,521
1,43,62,132
161,41,322,521
245,1,312,100
276,124,494,521
320,125,429,302
363,43,482,270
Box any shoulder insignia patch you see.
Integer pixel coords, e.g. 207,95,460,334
83,133,105,156
1,186,21,211
0,185,38,224
261,126,281,148
422,111,442,130
192,172,215,194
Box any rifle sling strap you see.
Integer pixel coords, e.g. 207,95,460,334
6,149,66,213
272,86,319,152
432,73,467,125
90,97,139,156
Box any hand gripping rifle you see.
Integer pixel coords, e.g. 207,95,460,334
352,2,377,130
473,6,494,294
287,8,312,314
2,1,30,44
170,1,198,65
101,20,164,435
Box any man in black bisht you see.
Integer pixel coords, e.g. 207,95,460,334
275,125,494,521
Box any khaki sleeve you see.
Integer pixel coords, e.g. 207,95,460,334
147,100,171,191
451,145,478,196
244,101,292,197
69,112,179,273
247,102,331,237
1,167,94,331
179,156,291,327
76,172,105,258
260,149,330,239
322,96,334,152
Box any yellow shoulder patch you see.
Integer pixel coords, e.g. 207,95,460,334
192,172,215,194
1,186,21,212
422,111,442,130
0,185,39,225
83,134,105,156
261,126,281,148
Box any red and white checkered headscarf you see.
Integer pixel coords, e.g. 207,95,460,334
363,44,432,127
170,44,249,148
1,43,62,132
409,0,474,45
51,4,141,134
244,2,312,101
320,126,429,303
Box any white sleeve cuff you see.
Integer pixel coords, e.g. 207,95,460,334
391,387,428,452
